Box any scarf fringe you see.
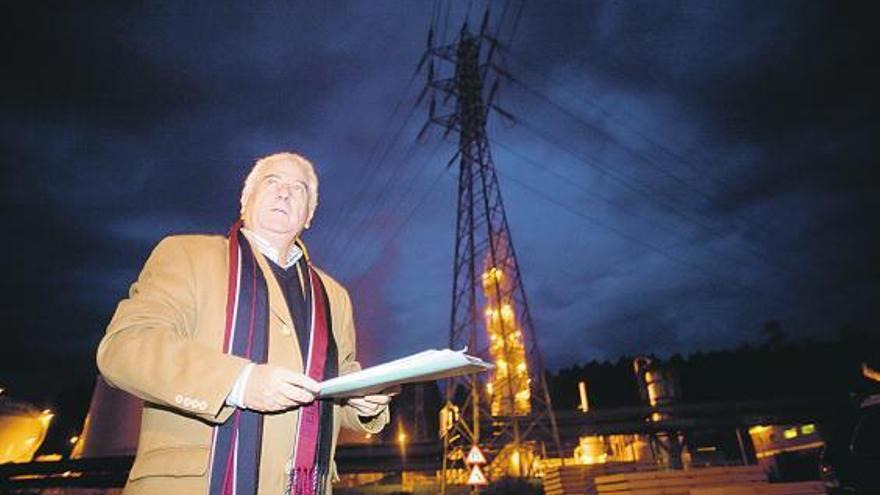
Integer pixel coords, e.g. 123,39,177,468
289,466,324,495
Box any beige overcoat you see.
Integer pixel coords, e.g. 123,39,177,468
97,235,388,494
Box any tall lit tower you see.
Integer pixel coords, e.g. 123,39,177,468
417,13,563,489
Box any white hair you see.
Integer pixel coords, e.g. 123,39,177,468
239,152,319,219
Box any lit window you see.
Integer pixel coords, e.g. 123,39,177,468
801,424,816,435
783,428,798,439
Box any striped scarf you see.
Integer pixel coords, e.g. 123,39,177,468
209,221,336,495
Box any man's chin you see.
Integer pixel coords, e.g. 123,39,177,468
264,225,302,238
246,222,292,237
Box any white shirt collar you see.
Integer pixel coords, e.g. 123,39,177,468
240,228,303,269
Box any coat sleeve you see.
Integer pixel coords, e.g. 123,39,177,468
334,286,390,434
97,236,249,424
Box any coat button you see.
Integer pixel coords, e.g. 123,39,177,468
281,323,291,336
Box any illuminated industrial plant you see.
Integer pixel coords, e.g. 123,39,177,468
482,262,530,417
0,402,55,464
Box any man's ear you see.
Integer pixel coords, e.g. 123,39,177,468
240,190,253,220
305,203,317,229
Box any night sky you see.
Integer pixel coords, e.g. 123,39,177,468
2,1,879,420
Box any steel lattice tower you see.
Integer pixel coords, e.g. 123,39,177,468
417,15,563,491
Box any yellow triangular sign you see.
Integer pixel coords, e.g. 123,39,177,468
466,445,487,465
467,464,488,485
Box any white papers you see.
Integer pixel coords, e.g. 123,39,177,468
318,348,494,399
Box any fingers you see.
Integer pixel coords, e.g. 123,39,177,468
347,394,392,416
276,368,321,394
276,370,319,406
276,381,318,405
383,385,402,397
347,399,380,416
243,365,321,412
363,394,392,404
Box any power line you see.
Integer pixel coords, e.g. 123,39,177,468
490,138,777,277
441,0,451,45
495,0,513,38
366,140,448,239
322,99,422,259
339,162,451,278
431,0,441,33
506,75,735,208
333,139,447,274
504,0,527,48
493,166,797,308
500,83,805,282
324,123,424,261
505,48,755,198
382,165,451,254
502,49,839,271
318,65,423,245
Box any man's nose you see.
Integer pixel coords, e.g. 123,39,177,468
275,183,291,199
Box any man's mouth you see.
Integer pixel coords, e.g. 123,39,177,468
270,207,287,215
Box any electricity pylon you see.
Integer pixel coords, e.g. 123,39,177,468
416,12,563,491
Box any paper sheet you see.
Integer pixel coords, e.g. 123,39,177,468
318,348,493,399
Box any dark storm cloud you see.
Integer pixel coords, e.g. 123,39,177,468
1,1,438,376
480,1,879,361
4,3,207,128
2,0,878,410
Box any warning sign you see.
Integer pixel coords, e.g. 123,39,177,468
467,464,488,486
466,445,487,465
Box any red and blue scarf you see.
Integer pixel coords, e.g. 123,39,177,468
209,221,336,495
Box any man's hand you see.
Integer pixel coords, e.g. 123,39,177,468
347,394,392,417
243,364,320,412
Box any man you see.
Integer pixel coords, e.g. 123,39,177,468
97,152,391,495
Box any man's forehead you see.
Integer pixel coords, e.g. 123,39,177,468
260,158,308,179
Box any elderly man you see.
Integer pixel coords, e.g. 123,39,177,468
98,152,390,495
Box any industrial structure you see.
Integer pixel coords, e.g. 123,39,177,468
417,11,563,490
0,390,54,465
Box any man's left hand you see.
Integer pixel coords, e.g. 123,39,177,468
347,394,392,417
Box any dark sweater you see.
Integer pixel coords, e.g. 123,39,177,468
267,259,311,364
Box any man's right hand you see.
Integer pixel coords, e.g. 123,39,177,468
243,364,320,412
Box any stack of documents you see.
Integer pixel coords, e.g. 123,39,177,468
318,348,493,399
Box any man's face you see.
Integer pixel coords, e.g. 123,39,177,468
243,158,312,241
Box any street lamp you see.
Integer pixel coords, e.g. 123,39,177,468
398,426,408,488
